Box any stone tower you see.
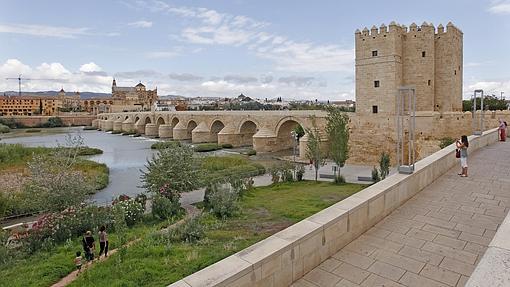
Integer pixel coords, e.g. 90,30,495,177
355,21,463,116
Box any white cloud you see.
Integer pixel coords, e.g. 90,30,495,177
79,62,102,73
128,20,153,28
0,59,112,93
465,80,510,97
0,23,89,38
488,1,510,14
158,4,354,73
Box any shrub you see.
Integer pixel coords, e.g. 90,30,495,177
76,147,103,156
114,199,145,227
0,124,10,133
206,184,240,218
122,131,136,136
152,194,181,220
296,164,305,181
439,137,455,149
243,149,256,156
25,129,41,133
151,141,181,149
83,126,96,130
221,143,233,149
41,117,64,128
0,118,25,128
169,214,204,243
133,133,141,137
371,166,380,182
193,143,221,152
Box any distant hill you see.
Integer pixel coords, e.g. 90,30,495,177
2,90,187,99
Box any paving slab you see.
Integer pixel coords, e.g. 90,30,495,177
293,141,510,286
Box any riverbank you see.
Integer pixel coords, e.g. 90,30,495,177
0,143,108,218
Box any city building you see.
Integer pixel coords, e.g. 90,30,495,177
112,79,157,109
0,95,62,116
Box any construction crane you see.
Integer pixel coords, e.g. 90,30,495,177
5,74,59,97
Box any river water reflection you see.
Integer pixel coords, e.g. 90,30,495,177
2,127,158,204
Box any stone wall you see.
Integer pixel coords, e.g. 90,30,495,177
0,115,95,127
347,110,510,165
168,128,499,287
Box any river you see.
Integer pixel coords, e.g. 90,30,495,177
2,127,159,204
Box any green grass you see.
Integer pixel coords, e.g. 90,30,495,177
67,181,366,287
193,143,221,152
0,144,109,215
200,155,266,180
25,129,42,133
0,124,9,133
150,141,181,149
0,219,167,287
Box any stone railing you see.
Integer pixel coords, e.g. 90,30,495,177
169,128,499,287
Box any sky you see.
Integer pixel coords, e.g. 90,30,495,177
0,0,509,100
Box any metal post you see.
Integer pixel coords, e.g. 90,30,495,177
396,86,416,174
473,89,484,135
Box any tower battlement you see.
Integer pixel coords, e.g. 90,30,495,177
355,21,462,38
355,21,463,116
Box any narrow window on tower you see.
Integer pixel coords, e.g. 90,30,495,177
372,50,378,57
422,51,426,57
372,106,378,114
374,80,380,88
454,70,456,75
428,80,431,86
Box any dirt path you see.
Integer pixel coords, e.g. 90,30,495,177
51,205,199,287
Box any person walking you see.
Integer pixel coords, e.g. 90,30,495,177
82,231,95,261
98,225,109,258
499,119,507,141
74,251,83,275
456,135,469,177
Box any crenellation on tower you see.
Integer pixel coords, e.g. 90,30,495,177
355,21,463,116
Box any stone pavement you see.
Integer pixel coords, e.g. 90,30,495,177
292,141,510,287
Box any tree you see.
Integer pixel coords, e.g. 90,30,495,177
141,145,200,214
325,107,350,180
462,95,507,111
379,152,390,180
305,116,326,181
24,135,94,212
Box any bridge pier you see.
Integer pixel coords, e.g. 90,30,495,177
122,118,135,133
158,124,173,138
113,119,123,132
172,122,189,140
145,124,158,137
91,119,99,128
192,122,213,143
134,120,145,134
104,119,114,131
252,128,278,152
217,124,240,146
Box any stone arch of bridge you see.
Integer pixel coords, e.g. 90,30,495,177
134,115,141,124
210,119,225,143
171,117,179,128
275,117,304,151
144,116,152,125
187,120,197,138
238,120,259,146
156,116,166,126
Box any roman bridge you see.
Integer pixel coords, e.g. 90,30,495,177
92,110,328,155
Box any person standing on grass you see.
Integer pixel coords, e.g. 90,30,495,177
456,135,469,177
82,231,95,261
98,225,109,258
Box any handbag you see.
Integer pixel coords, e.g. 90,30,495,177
455,149,460,158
